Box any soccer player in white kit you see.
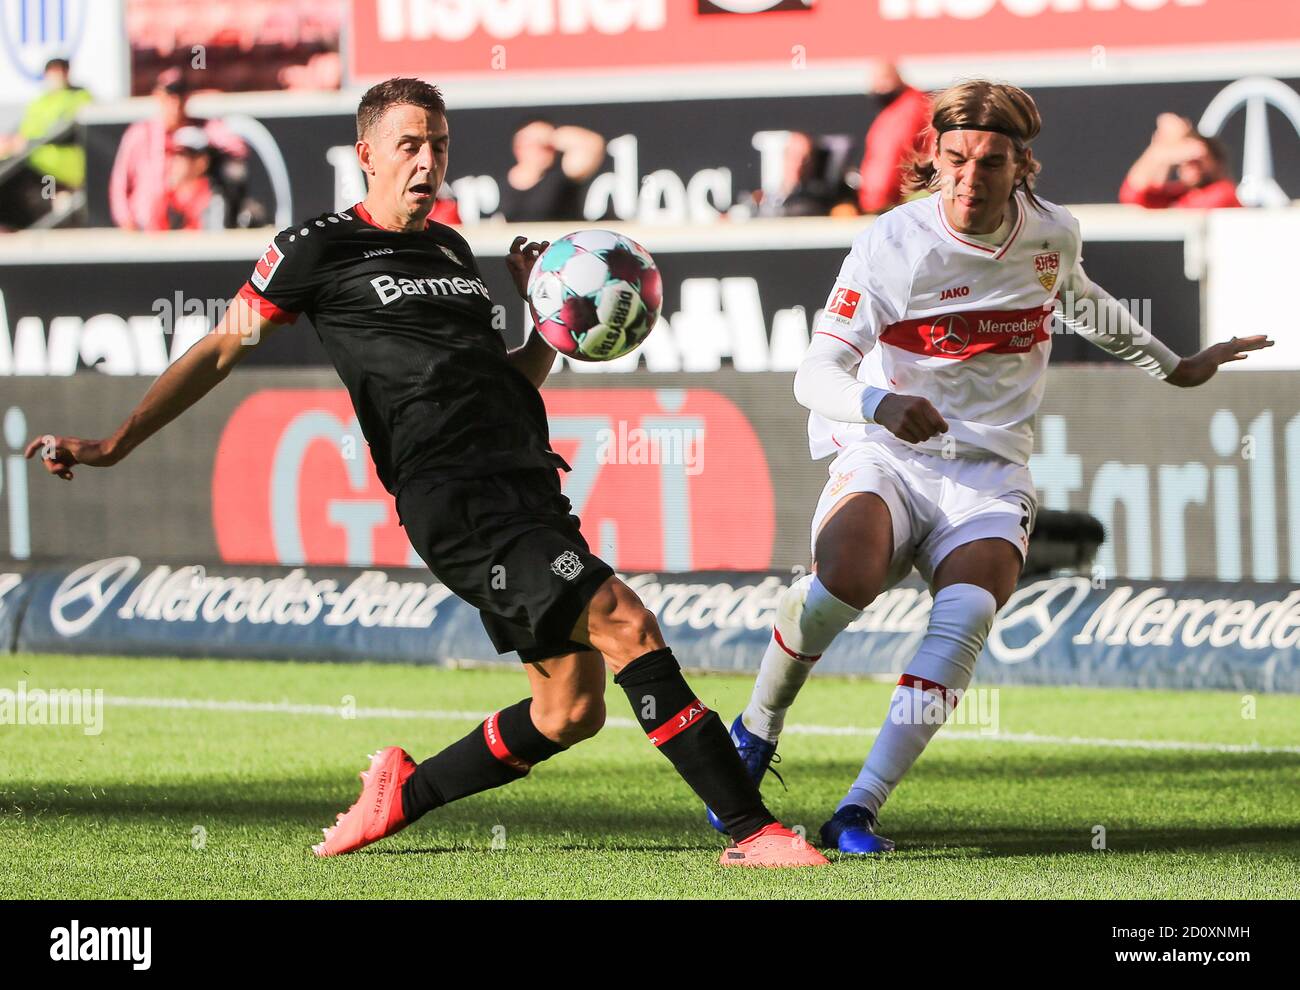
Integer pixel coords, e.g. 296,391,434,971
706,80,1273,853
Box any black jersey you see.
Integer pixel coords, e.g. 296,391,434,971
238,203,567,494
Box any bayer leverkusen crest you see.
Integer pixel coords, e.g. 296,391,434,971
1034,251,1060,292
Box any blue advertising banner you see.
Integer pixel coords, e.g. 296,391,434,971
9,557,1299,693
0,569,31,653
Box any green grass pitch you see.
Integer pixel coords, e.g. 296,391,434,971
2,653,1298,899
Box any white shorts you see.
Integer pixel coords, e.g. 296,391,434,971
810,436,1038,589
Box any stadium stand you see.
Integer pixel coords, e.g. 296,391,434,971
127,0,342,94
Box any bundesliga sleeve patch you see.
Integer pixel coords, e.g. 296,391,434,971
250,242,284,292
826,285,862,323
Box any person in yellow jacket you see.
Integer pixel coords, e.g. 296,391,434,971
0,57,93,229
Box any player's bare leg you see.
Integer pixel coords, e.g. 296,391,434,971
522,650,607,746
814,492,898,607
314,650,606,857
742,492,894,741
931,537,1022,605
829,537,1021,852
574,576,828,867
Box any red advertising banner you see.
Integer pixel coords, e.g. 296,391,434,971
210,386,775,572
350,0,1300,81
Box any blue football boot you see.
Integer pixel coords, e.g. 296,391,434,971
706,714,782,833
819,804,895,854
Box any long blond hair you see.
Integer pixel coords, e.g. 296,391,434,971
907,80,1045,213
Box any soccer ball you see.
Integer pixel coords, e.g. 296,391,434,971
527,229,662,362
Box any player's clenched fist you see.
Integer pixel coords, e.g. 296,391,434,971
23,434,120,481
873,394,948,444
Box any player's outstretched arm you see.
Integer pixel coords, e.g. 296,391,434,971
1165,334,1274,387
24,295,279,480
505,235,556,389
1060,270,1273,384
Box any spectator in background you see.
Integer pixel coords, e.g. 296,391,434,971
109,68,250,231
161,126,224,230
0,57,92,230
497,120,605,222
752,131,858,218
856,61,931,214
164,126,268,230
279,52,343,92
1120,113,1241,209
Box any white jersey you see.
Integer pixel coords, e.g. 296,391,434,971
809,190,1084,465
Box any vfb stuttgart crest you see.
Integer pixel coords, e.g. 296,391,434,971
551,550,584,581
1034,251,1060,292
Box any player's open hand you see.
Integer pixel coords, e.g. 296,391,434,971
507,236,550,299
23,434,120,481
1166,334,1274,388
874,393,949,444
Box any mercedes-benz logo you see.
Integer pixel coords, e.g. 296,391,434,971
1199,76,1300,208
986,576,1091,664
929,314,970,355
50,556,141,638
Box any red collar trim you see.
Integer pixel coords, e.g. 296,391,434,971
352,201,431,231
935,192,1024,260
353,201,382,228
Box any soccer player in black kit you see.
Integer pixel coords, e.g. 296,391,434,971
26,78,827,867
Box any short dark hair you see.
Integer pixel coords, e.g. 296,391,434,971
44,57,70,74
357,78,446,141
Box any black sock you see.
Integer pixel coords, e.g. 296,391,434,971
614,647,776,842
400,698,566,821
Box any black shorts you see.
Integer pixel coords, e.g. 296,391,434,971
396,468,614,662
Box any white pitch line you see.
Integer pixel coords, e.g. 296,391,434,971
102,695,1300,756
104,695,487,722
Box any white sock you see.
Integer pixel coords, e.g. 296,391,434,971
743,574,862,742
839,583,997,816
